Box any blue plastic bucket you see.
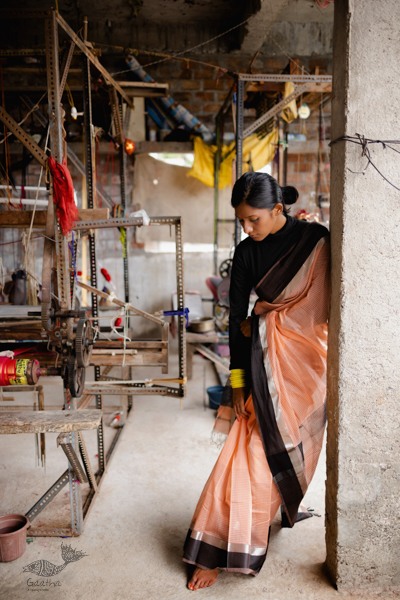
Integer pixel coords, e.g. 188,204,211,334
207,385,224,410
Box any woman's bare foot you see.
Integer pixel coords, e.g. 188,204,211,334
187,567,218,590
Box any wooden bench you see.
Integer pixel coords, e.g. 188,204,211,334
0,409,102,434
0,408,102,536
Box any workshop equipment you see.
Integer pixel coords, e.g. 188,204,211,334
0,352,41,386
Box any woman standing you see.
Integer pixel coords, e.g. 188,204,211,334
183,172,330,591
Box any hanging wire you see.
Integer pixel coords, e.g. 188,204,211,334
0,93,47,145
330,134,400,192
109,14,254,77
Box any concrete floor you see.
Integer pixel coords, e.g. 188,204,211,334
0,352,396,600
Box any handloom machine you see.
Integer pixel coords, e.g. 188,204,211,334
0,10,186,536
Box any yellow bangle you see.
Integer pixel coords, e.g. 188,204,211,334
230,369,246,389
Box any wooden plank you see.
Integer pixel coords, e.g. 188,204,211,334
0,320,40,327
0,208,109,228
246,82,331,93
90,352,167,367
0,329,43,341
94,340,167,349
186,331,220,344
195,344,230,374
0,409,102,434
119,81,169,98
135,141,193,154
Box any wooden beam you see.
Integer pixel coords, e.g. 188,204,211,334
90,351,167,367
135,141,193,154
0,208,109,228
94,341,167,349
119,81,169,98
246,82,331,94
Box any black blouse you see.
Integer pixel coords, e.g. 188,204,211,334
228,216,328,371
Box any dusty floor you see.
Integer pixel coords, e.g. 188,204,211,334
0,352,396,600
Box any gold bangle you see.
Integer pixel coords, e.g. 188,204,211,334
230,369,246,389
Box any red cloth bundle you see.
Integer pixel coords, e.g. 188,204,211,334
48,156,79,235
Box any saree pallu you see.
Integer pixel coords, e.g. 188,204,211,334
183,235,330,576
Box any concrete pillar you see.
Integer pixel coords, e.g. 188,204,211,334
326,0,400,592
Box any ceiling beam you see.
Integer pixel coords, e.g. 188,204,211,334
240,0,291,55
55,11,134,108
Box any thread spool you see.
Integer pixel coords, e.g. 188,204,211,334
0,357,41,386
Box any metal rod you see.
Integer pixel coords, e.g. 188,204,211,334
243,84,310,138
238,73,332,83
174,217,186,397
213,117,222,275
0,106,47,166
73,215,182,230
55,11,133,107
234,78,244,247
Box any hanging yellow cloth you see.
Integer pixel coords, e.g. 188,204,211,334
188,81,298,188
280,81,298,124
188,128,278,189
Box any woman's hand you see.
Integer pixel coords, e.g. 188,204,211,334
240,317,252,338
232,387,249,421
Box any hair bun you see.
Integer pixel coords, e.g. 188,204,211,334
281,185,299,205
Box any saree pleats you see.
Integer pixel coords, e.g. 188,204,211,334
183,395,281,575
183,237,330,573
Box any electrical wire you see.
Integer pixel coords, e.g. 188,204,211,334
109,14,254,77
0,93,47,145
330,134,400,192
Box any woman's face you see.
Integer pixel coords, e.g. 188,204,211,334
235,202,285,241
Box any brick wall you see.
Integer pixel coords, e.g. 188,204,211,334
139,53,332,224
140,53,328,133
283,104,331,223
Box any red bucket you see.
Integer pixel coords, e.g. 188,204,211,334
0,514,30,562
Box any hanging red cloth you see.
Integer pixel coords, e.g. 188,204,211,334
48,156,79,235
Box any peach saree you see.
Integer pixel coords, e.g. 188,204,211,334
183,230,330,576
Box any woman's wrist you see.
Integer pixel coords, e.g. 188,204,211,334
230,368,246,389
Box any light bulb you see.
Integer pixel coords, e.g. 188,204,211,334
298,103,311,119
124,138,136,155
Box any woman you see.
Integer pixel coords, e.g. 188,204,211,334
183,172,330,591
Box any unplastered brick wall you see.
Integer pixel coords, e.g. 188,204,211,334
284,106,331,221
140,53,332,222
142,54,291,133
